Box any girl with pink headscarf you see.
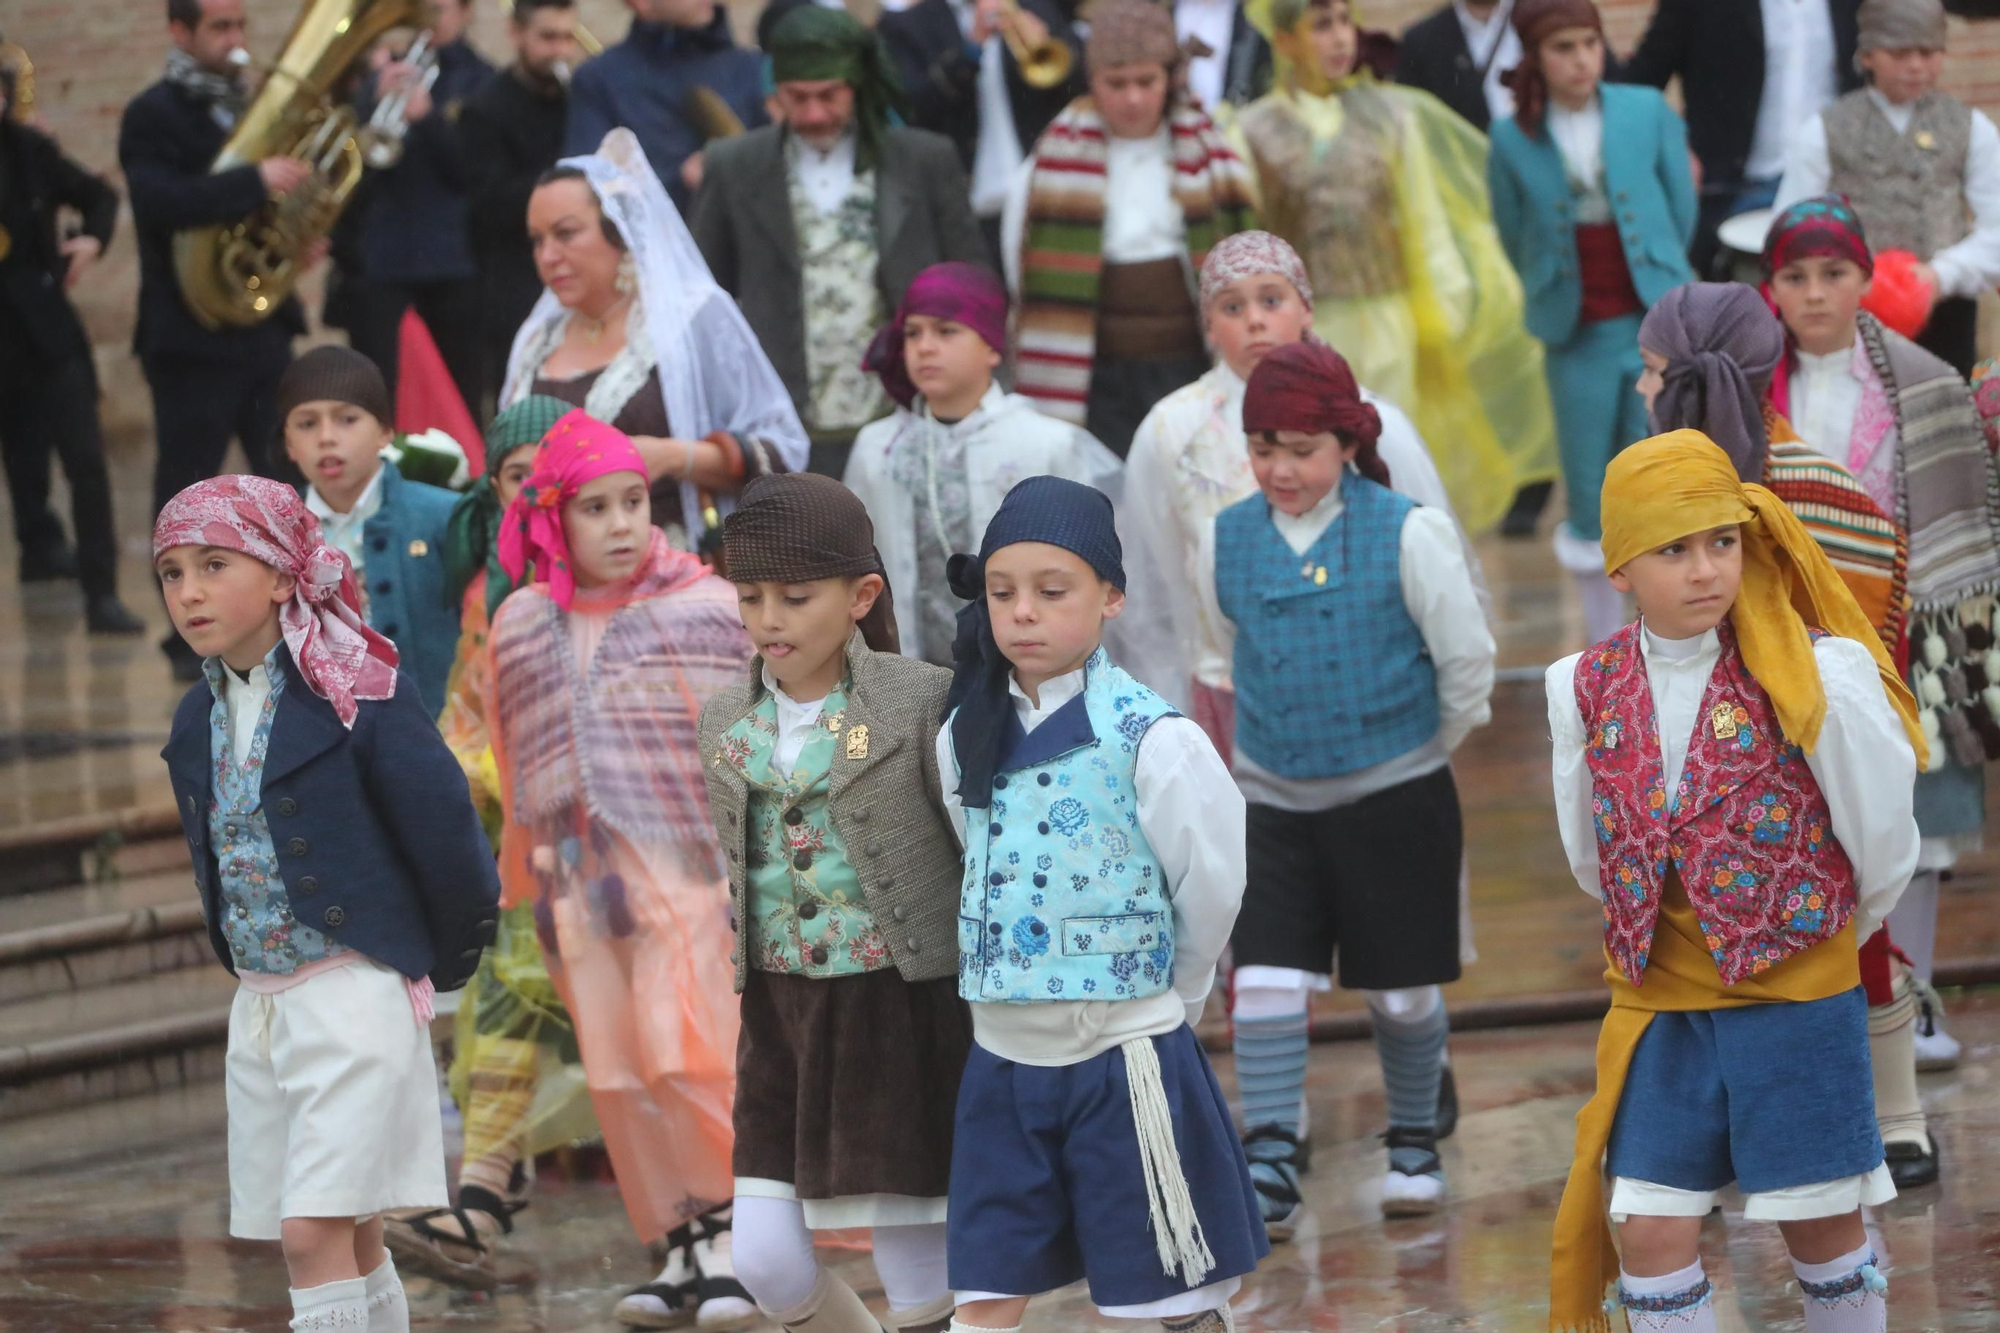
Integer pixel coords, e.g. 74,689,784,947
485,410,758,1328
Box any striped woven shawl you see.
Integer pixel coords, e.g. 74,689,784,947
1014,97,1256,423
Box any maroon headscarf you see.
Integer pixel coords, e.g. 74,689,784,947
861,262,1009,409
1241,341,1389,486
1503,0,1604,133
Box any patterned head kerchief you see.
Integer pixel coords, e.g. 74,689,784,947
861,261,1009,409
766,5,910,171
443,394,574,623
1761,194,1875,278
1086,0,1182,72
1856,0,1948,55
496,409,650,612
153,475,400,728
722,472,901,653
1242,340,1389,486
1199,230,1315,312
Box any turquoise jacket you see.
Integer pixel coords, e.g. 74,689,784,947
354,460,458,718
1486,83,1698,347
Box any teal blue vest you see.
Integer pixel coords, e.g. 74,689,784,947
954,651,1179,1003
1213,474,1439,778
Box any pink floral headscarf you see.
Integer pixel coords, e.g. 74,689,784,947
496,409,650,611
153,475,400,728
1199,230,1315,313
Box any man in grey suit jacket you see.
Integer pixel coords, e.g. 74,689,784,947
690,6,987,477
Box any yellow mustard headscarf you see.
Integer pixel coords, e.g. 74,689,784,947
1599,430,1925,766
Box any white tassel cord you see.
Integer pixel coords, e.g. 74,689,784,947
1121,1036,1217,1289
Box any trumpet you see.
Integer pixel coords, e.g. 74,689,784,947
359,30,440,169
997,0,1072,91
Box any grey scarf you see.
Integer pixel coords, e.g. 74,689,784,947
164,48,246,125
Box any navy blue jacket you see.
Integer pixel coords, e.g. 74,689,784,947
162,649,500,992
117,78,302,363
563,15,767,211
342,459,460,718
358,39,494,285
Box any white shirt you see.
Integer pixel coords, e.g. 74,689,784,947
1176,0,1238,112
952,0,1026,217
1546,96,1608,220
1776,90,2000,299
1103,127,1187,264
1745,0,1840,182
305,464,387,583
935,664,1247,1064
1546,625,1919,942
1453,0,1520,127
788,130,858,217
1192,484,1496,808
1787,342,1864,464
761,667,830,775
1118,360,1492,713
221,658,276,768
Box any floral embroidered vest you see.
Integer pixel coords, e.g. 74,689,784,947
719,682,893,978
1574,621,1857,986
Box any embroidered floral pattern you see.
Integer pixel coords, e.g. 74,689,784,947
790,149,889,434
1575,621,1857,985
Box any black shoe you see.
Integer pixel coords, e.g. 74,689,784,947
20,543,79,583
86,596,146,636
1499,481,1553,539
1885,1135,1940,1189
1435,1063,1459,1140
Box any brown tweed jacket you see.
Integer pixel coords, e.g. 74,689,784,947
698,630,964,992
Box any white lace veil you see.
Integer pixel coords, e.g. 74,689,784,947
502,128,809,538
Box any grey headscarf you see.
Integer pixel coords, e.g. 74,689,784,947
1640,282,1786,484
1856,0,1948,57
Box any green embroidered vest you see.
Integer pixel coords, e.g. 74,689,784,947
720,682,894,977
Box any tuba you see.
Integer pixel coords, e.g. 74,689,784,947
174,0,433,329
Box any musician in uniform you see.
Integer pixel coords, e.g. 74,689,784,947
120,0,311,677
346,0,494,422
563,0,768,210
0,43,143,632
690,6,987,478
461,0,580,410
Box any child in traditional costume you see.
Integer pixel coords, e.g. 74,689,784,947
1199,341,1492,1230
1775,0,2000,378
384,396,599,1286
487,411,755,1330
939,476,1266,1333
156,476,501,1333
1545,430,1923,1333
1231,0,1555,535
1762,195,2000,1075
277,346,461,715
1637,280,1937,1190
1486,0,1696,645
845,262,1123,667
1123,229,1486,736
695,472,971,1333
1001,0,1256,456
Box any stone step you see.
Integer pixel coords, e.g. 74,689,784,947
0,873,210,1006
0,804,185,898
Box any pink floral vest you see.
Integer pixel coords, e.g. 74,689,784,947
1573,621,1857,986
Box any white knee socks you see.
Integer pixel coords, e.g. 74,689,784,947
873,1222,950,1324
1618,1260,1716,1332
1793,1243,1888,1333
289,1276,368,1331
363,1253,409,1333
1867,965,1928,1148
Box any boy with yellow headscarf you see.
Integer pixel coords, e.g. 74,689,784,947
1543,430,1923,1333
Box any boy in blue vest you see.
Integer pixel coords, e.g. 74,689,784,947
278,346,460,717
1201,341,1494,1231
936,476,1267,1333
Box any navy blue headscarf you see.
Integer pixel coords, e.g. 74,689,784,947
944,476,1126,810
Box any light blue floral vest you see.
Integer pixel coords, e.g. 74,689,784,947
954,651,1179,1003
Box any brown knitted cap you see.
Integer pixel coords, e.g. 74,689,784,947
721,472,901,654
1086,0,1181,73
276,345,394,427
1856,0,1948,53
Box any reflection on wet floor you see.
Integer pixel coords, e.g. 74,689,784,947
2,996,1994,1331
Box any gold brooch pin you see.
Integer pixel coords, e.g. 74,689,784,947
1915,130,1936,150
408,539,429,557
845,725,869,760
1711,703,1738,740
1313,566,1328,586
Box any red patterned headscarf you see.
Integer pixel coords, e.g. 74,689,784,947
1241,340,1390,486
153,475,399,728
496,409,650,611
1760,195,1875,417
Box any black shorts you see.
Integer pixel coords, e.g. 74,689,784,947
1233,766,1463,991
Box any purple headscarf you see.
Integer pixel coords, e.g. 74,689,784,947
862,262,1009,409
1639,282,1786,484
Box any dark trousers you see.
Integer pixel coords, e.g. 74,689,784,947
143,350,291,518
0,354,119,597
1085,354,1211,459
1917,296,1980,380
347,276,487,428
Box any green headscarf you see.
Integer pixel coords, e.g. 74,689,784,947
767,6,909,172
442,395,572,624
